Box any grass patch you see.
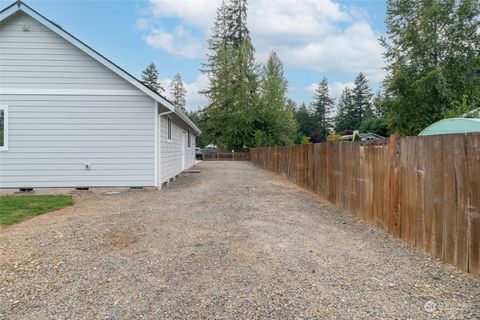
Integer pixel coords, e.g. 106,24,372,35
0,195,73,227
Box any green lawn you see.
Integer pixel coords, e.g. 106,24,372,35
0,195,73,227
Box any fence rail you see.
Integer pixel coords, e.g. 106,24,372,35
250,133,480,275
203,152,250,161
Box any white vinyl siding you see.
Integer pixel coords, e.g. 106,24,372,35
0,12,155,188
160,116,195,183
0,95,155,188
0,12,134,91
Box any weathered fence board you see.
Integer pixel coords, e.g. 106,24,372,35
250,133,480,275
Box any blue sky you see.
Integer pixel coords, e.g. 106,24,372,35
0,0,388,111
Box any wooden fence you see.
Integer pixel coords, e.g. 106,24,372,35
203,152,250,161
250,133,480,275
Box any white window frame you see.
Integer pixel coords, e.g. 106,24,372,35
187,130,191,149
0,105,8,151
167,116,172,142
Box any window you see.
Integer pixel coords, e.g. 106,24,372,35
0,106,7,151
167,117,172,141
187,130,191,148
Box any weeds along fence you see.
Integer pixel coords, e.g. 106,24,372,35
250,133,480,275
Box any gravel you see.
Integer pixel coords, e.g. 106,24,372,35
1,161,479,319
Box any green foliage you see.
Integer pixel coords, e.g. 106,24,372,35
359,117,390,137
141,63,164,94
311,77,334,138
372,91,386,118
170,73,187,113
334,87,354,132
444,95,480,119
254,52,298,147
334,73,374,132
326,134,343,142
353,133,361,141
382,0,480,135
351,72,374,126
201,0,259,150
294,103,316,138
301,136,311,144
0,195,73,226
187,110,208,148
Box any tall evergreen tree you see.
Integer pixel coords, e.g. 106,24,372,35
335,87,355,132
254,52,297,146
170,73,187,113
372,91,385,117
382,0,480,135
141,63,164,94
201,0,258,150
295,103,316,138
351,72,373,129
311,77,334,138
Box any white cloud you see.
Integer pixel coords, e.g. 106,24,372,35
141,0,385,83
275,22,384,82
143,26,202,59
148,0,220,31
161,73,210,111
135,18,151,30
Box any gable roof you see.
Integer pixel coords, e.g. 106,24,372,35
0,0,201,134
341,132,386,140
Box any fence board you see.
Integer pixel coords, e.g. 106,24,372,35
431,136,445,260
466,133,480,274
453,135,468,271
443,135,457,266
415,137,426,251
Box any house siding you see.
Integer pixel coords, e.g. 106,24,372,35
0,12,134,91
159,116,195,184
0,12,155,188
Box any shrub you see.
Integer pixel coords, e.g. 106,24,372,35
326,134,343,142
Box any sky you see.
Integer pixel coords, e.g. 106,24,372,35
0,0,388,111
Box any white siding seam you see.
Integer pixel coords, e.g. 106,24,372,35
0,89,144,96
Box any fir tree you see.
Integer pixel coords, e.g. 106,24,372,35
372,91,385,117
311,77,334,138
201,0,258,150
351,72,373,129
295,103,316,138
335,87,355,132
141,63,164,94
170,73,187,113
255,52,297,146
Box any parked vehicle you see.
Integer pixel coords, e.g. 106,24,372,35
195,148,203,160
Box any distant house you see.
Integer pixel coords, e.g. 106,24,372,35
0,1,200,190
341,131,386,141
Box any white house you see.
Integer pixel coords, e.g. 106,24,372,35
0,1,200,190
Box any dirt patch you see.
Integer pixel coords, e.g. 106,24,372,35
102,230,138,249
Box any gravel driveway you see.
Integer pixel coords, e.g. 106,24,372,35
1,161,479,319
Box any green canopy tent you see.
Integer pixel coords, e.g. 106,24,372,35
419,118,480,136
